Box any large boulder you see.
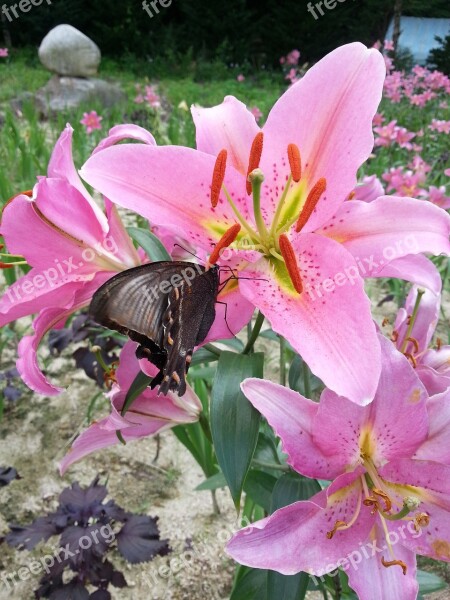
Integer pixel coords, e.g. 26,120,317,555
38,25,101,77
32,76,126,117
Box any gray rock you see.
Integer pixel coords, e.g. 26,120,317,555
38,24,101,77
33,76,126,117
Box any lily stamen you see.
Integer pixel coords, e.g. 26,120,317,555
278,234,303,294
208,224,241,266
405,336,420,354
295,178,327,233
381,557,407,575
287,143,302,182
211,149,228,208
246,132,264,195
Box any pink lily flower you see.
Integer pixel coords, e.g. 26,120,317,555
0,124,156,396
227,335,450,599
351,175,385,203
80,43,450,406
393,285,450,394
80,110,103,134
0,48,8,58
60,341,202,474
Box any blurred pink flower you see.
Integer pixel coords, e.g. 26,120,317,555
384,39,394,51
237,74,245,82
143,85,161,108
372,112,385,126
249,106,263,122
286,49,300,65
429,119,450,134
445,169,450,177
0,48,8,58
420,186,450,210
80,111,103,134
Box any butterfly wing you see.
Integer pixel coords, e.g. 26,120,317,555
89,262,220,397
157,267,219,396
89,262,195,371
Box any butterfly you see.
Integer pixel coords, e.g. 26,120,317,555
89,261,220,397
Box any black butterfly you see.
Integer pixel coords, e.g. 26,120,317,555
89,261,220,397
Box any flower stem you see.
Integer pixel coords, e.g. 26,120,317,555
204,343,222,357
400,288,425,353
243,311,265,354
279,335,286,386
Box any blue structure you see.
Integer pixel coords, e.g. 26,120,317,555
386,16,450,64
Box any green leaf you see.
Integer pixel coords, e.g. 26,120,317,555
243,470,278,513
210,351,264,509
230,567,268,600
271,472,321,512
121,370,152,417
418,569,447,597
267,472,321,600
127,226,171,261
195,471,227,491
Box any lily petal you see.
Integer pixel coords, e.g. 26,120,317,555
347,521,419,600
192,96,260,176
48,124,108,229
374,255,442,295
313,336,428,466
381,459,450,562
240,233,380,405
80,144,253,247
241,378,345,480
261,42,385,229
415,390,450,464
227,472,374,575
16,274,111,396
318,197,450,273
93,123,156,155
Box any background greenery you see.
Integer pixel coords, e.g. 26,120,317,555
2,0,450,68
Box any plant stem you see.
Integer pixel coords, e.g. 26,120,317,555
279,335,286,386
204,343,222,357
400,288,425,353
243,311,265,354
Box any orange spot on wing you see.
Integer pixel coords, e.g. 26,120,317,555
295,178,327,233
246,132,264,195
278,233,303,294
211,149,228,208
209,224,241,265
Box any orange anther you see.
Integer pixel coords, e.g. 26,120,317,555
209,224,241,265
381,557,407,575
246,132,264,195
278,234,303,294
326,520,347,539
211,149,228,208
295,178,327,233
287,143,302,182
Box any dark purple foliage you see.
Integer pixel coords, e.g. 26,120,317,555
117,515,171,564
0,466,20,487
3,477,170,598
0,367,23,403
48,312,124,388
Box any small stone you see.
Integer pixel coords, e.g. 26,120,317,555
39,25,101,77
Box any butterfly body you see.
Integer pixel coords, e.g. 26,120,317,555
89,261,220,396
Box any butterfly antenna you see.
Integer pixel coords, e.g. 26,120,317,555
173,244,202,261
215,300,235,338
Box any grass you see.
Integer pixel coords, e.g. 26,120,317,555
0,50,283,202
